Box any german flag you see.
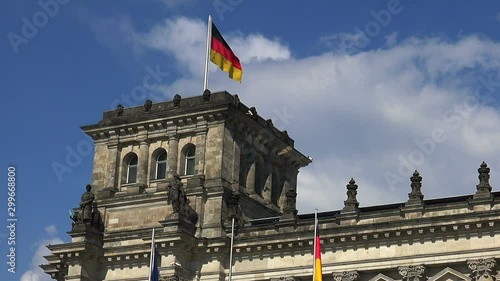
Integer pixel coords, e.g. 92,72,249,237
210,23,242,82
314,223,323,281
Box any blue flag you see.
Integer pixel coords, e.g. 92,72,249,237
149,229,159,281
150,246,159,281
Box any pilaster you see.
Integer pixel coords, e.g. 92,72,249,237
167,136,179,179
136,138,150,186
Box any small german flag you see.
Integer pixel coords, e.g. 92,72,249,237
314,222,323,281
210,23,242,82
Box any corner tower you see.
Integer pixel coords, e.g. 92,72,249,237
42,91,311,281
83,91,310,236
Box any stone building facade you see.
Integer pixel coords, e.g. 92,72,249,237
42,91,500,281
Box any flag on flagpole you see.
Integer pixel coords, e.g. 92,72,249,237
149,229,159,281
313,212,323,281
210,22,243,82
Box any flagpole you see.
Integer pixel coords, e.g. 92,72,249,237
148,228,155,281
313,209,318,281
228,217,235,281
203,15,212,91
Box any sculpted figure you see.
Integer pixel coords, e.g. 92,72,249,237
79,184,95,223
173,94,181,107
203,89,211,102
167,174,185,214
115,104,124,117
144,99,153,112
166,174,199,224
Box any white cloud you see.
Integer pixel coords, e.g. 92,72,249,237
44,225,58,237
170,33,500,214
20,227,64,281
319,29,371,54
135,17,291,77
87,16,500,214
230,34,290,63
78,13,143,59
385,32,398,47
140,17,207,76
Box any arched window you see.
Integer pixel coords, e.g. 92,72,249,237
155,151,167,179
126,155,138,183
185,147,196,175
271,169,282,205
254,157,264,195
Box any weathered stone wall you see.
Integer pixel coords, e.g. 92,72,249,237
105,202,171,232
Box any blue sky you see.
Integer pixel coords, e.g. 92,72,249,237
2,0,500,280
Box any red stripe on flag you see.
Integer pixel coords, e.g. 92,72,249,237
211,37,242,70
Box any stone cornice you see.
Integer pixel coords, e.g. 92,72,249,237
47,241,87,253
82,91,312,167
83,109,227,142
96,190,168,208
232,215,500,255
95,211,499,258
95,183,204,208
226,109,310,169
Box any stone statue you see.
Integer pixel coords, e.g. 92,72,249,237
203,89,211,102
115,104,124,117
166,174,187,214
166,174,198,224
283,188,297,216
233,94,240,107
144,99,153,112
248,107,258,119
266,119,273,127
70,209,79,228
79,184,95,224
173,94,181,107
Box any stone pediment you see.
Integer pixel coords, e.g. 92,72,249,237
369,273,397,281
428,267,471,281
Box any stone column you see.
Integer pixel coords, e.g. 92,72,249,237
231,140,241,191
279,178,292,211
105,143,119,189
245,162,255,195
136,139,149,186
167,136,179,178
195,131,207,175
262,172,272,202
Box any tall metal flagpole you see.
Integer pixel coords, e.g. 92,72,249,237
312,209,318,281
148,228,155,281
203,15,212,91
228,217,235,281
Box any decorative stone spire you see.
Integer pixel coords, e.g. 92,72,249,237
407,170,424,206
474,161,493,199
342,178,359,213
